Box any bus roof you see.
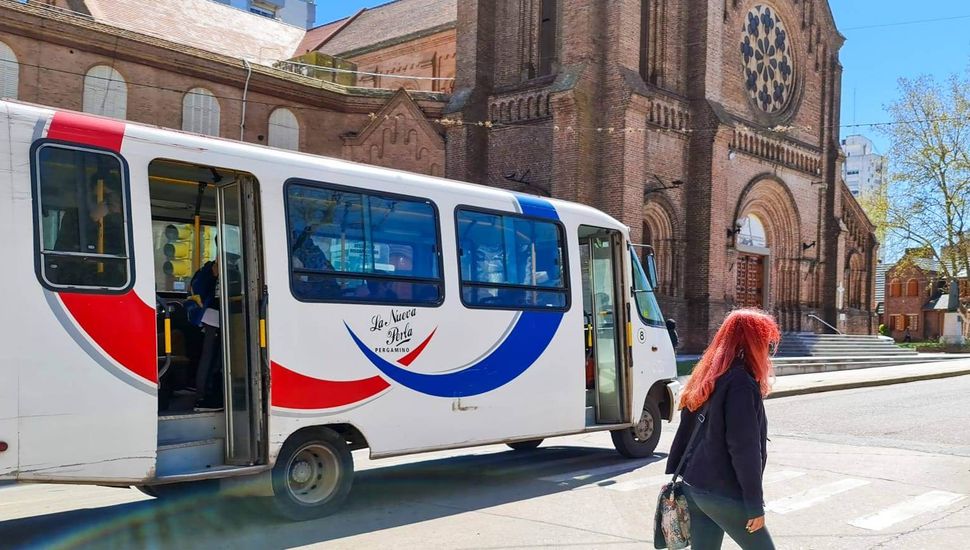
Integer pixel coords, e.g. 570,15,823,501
3,99,628,232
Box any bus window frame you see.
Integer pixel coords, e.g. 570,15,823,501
30,139,136,295
283,177,446,308
453,204,571,312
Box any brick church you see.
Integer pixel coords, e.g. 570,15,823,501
316,0,878,351
1,0,878,351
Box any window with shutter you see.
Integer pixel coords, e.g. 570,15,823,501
908,314,919,331
182,88,220,136
0,41,19,99
82,66,127,119
906,278,919,297
889,278,902,297
268,108,299,151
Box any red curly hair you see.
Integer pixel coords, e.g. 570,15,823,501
680,308,780,411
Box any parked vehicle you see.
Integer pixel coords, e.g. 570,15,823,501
0,100,680,519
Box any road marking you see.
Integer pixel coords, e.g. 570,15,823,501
848,490,967,531
763,470,806,485
596,474,671,492
538,461,652,483
766,478,870,514
590,469,805,493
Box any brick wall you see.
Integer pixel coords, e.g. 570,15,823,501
0,2,446,175
444,0,875,352
347,29,457,93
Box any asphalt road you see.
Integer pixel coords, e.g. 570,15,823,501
1,376,969,549
766,374,970,457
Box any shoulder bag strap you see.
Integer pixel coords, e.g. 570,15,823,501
670,403,709,483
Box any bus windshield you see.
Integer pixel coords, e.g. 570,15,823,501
631,250,664,326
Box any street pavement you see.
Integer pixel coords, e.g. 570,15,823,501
1,375,969,549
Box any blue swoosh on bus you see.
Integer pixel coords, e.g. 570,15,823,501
344,310,563,397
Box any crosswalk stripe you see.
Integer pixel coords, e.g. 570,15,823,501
538,460,651,483
848,490,966,531
763,470,806,485
588,469,805,493
766,478,870,514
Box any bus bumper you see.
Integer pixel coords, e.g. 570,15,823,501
665,379,682,422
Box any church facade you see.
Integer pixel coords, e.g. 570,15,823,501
7,0,879,351
440,0,877,350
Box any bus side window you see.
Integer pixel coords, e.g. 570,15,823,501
456,209,568,310
284,179,443,306
32,144,132,292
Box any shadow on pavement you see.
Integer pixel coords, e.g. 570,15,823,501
0,445,666,549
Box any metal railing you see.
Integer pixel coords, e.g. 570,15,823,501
807,314,843,335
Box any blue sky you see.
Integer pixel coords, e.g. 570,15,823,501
316,1,970,154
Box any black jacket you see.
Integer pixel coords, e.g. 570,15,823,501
666,360,768,518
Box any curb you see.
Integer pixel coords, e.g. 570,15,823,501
766,367,970,399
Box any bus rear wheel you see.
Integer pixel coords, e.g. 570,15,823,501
611,399,662,458
507,439,543,451
272,428,353,521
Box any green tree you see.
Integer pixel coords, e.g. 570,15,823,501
877,74,970,279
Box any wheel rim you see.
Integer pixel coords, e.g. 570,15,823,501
632,409,655,442
285,443,341,505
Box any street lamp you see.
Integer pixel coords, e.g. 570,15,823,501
644,175,684,196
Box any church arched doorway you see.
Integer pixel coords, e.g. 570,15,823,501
733,176,802,330
735,214,769,309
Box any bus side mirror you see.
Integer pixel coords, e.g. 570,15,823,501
644,253,659,289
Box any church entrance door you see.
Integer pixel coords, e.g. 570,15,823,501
736,253,765,309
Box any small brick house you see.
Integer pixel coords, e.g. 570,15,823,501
884,253,969,342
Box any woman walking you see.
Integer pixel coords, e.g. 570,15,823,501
666,309,779,549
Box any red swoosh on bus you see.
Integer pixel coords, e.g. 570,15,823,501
59,291,158,384
271,362,390,409
271,328,437,409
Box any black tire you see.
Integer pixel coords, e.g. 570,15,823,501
506,439,543,451
611,398,662,458
271,428,354,521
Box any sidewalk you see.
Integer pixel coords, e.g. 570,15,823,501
675,358,970,398
768,357,970,398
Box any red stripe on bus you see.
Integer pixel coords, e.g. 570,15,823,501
59,291,158,384
396,328,436,367
47,111,125,152
271,361,389,409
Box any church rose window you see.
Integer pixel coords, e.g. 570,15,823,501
740,4,794,114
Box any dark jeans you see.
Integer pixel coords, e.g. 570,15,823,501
684,485,775,550
195,325,222,406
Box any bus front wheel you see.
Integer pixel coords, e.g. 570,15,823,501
611,399,662,458
272,427,354,521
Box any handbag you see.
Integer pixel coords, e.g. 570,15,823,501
653,405,708,549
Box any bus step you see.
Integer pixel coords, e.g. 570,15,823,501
158,412,224,446
156,438,225,477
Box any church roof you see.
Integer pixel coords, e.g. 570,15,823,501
295,17,352,55
316,0,456,57
81,0,306,64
